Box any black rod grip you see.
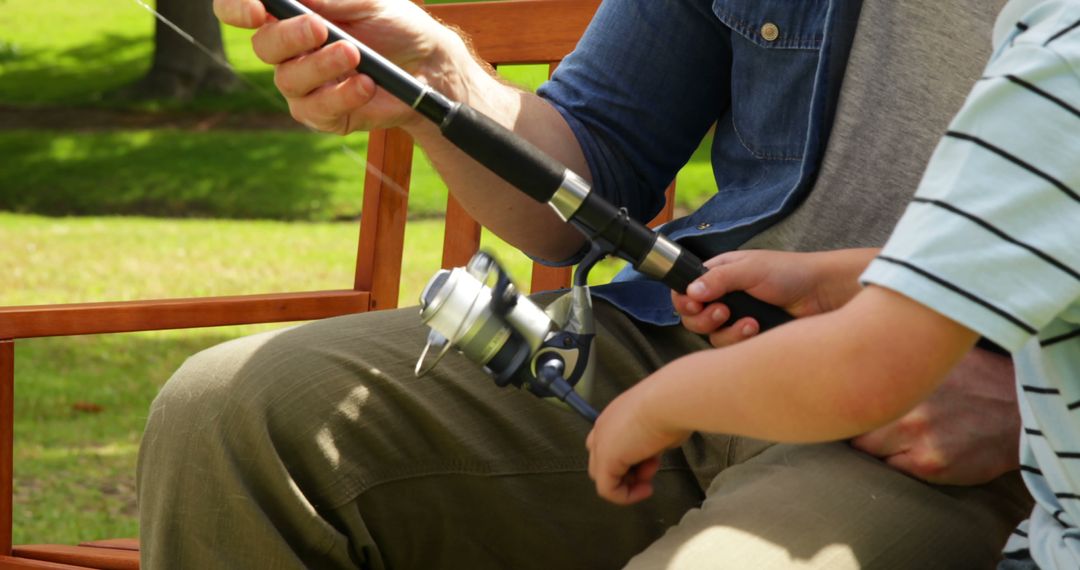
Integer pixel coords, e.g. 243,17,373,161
440,103,566,203
719,291,794,331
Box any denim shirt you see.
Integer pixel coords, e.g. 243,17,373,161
536,0,862,325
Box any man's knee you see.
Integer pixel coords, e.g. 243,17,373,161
142,328,297,463
155,333,269,409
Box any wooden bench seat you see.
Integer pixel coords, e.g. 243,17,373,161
8,540,139,570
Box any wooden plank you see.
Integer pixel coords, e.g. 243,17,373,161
0,342,10,557
428,0,599,64
0,291,368,339
649,180,678,228
0,555,92,569
354,128,413,311
11,545,137,570
440,195,482,270
529,264,572,293
73,541,136,553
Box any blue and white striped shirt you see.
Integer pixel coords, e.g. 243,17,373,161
862,1,1080,567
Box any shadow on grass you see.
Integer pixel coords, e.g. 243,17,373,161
0,129,370,220
0,33,151,109
0,30,281,114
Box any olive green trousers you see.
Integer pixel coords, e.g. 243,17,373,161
137,297,1030,569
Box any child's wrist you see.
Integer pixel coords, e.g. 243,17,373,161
809,249,876,312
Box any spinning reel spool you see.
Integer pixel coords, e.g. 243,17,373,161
415,251,599,422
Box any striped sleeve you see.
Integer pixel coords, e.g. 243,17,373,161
861,19,1080,352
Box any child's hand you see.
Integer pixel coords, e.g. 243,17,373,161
673,249,875,347
585,383,691,505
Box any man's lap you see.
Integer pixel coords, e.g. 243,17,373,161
138,298,1029,568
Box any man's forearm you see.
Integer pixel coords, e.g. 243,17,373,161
403,39,589,262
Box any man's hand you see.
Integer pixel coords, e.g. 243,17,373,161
850,347,1020,485
213,0,470,135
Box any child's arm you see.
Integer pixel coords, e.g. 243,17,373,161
587,285,979,505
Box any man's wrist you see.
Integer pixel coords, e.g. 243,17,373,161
403,28,514,139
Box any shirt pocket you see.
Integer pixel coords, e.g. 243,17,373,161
712,0,829,161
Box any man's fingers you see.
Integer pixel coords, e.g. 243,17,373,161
849,426,904,458
214,0,266,28
883,449,949,483
252,14,329,65
287,75,375,133
274,41,361,98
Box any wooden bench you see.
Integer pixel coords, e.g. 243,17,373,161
0,0,683,567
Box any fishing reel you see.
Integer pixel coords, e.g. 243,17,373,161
415,251,599,422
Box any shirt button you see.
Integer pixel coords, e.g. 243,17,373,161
760,22,780,42
696,222,712,230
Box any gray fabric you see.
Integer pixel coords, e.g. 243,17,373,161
743,0,1010,252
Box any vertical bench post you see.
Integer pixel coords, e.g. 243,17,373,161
0,340,14,556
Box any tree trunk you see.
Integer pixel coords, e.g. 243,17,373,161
114,0,242,101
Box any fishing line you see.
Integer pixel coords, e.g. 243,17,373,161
126,0,402,195
130,0,285,109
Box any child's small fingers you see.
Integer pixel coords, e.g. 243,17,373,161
672,294,703,316
619,459,660,504
633,456,662,485
680,304,730,335
595,471,627,504
707,317,759,348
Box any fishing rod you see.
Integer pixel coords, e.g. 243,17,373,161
259,0,792,328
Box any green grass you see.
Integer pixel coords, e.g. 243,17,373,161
0,127,714,221
0,129,464,220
